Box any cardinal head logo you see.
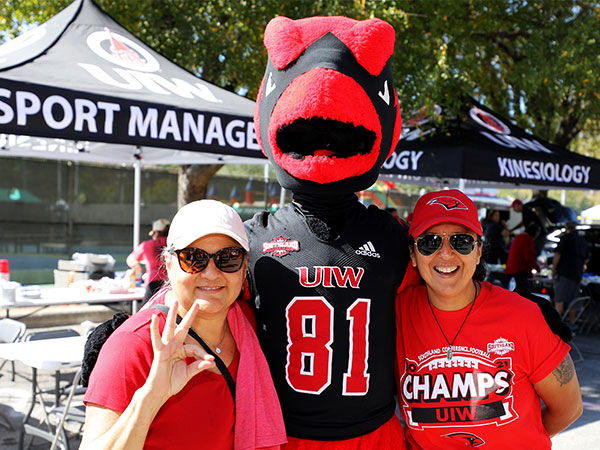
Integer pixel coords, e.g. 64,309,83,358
427,196,468,211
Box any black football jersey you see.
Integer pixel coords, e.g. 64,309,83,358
245,202,409,440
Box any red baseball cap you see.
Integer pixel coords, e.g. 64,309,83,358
409,189,483,238
510,199,523,208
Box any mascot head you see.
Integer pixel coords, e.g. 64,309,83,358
254,16,402,195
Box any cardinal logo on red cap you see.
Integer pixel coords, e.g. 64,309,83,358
426,196,468,211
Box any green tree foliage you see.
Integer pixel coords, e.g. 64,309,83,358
391,0,600,152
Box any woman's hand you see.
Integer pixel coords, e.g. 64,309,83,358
80,302,216,450
145,300,216,404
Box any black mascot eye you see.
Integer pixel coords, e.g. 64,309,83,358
378,80,391,106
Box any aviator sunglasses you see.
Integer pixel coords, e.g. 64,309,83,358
174,246,246,274
415,233,481,256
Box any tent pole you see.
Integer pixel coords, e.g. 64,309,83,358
264,163,269,210
133,159,142,249
279,186,286,208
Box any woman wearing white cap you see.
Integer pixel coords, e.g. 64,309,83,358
396,189,582,449
81,200,286,450
126,217,170,304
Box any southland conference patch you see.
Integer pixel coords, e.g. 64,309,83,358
487,337,515,356
262,236,300,257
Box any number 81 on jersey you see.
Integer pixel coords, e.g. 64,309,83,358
285,297,371,395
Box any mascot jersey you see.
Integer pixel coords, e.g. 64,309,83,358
246,201,408,439
249,16,408,441
396,282,570,449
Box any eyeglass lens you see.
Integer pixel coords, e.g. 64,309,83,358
416,234,478,256
176,247,246,274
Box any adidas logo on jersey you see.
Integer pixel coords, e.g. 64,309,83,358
355,241,380,258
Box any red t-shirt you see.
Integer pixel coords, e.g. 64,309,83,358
84,296,238,450
128,237,167,283
505,233,540,276
396,282,569,449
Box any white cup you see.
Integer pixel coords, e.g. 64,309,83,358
1,281,20,303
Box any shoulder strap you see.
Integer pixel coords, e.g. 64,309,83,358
150,304,236,402
185,327,236,403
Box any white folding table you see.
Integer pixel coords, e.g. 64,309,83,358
0,287,145,318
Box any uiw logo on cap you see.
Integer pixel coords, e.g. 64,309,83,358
426,196,468,211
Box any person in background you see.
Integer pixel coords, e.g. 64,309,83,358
523,200,548,255
127,218,170,303
505,223,541,292
81,200,286,450
552,221,589,328
396,189,582,449
482,208,509,264
506,199,525,237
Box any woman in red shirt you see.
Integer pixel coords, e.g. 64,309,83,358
82,200,286,450
396,189,582,449
127,218,170,304
504,223,542,291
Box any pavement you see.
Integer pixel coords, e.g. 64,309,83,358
0,308,599,449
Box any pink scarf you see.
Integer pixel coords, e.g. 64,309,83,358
228,302,287,450
145,290,287,448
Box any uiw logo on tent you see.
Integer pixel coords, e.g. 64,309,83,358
87,28,158,72
78,27,222,103
469,106,511,135
470,106,552,154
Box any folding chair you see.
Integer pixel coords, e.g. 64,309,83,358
19,328,81,450
562,296,592,332
24,328,80,406
0,318,27,381
49,368,84,450
561,296,591,362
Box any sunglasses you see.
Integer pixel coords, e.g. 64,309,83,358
174,246,246,274
415,233,481,256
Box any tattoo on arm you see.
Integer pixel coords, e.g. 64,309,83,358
552,354,575,386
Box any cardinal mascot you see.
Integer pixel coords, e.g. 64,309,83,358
245,16,410,449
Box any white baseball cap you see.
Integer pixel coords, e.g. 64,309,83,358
167,200,249,251
149,218,170,235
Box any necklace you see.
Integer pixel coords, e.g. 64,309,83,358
202,323,228,354
427,280,479,360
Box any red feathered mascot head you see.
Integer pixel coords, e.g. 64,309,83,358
254,16,402,194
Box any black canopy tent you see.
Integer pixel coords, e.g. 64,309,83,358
0,0,267,245
380,98,600,191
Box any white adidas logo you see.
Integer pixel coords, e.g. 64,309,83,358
355,241,380,258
